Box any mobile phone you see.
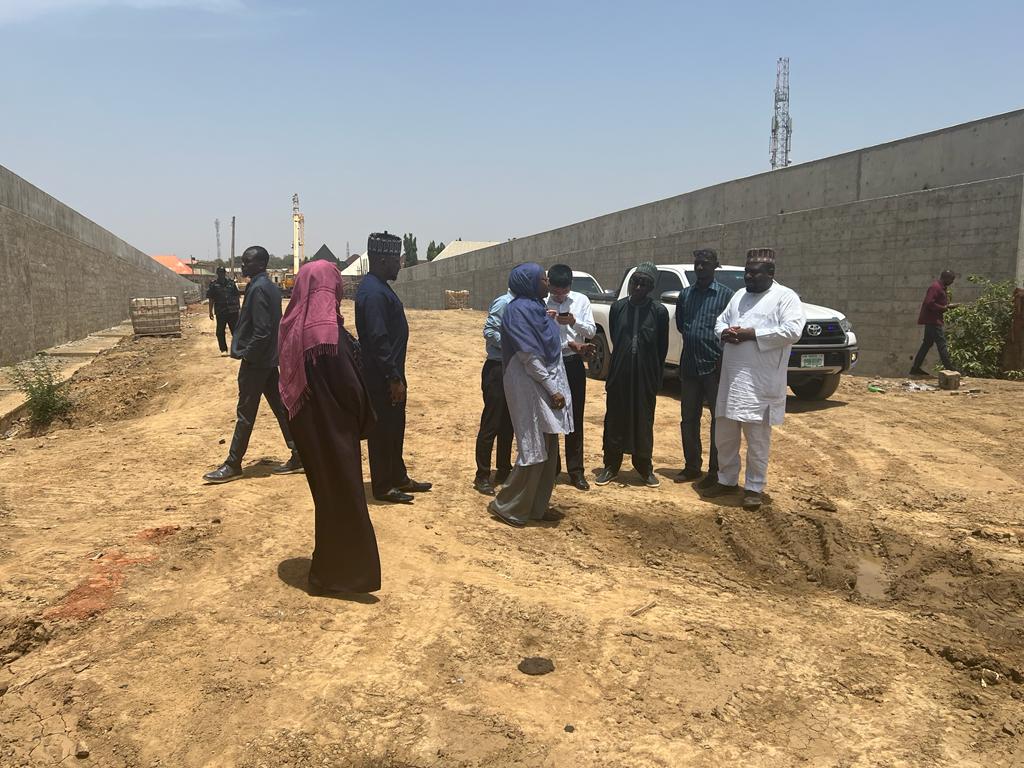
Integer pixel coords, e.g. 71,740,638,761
558,311,570,317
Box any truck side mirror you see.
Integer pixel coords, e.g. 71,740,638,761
660,290,680,305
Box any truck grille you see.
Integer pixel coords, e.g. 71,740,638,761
800,320,846,345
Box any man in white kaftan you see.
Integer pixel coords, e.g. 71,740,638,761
703,247,805,510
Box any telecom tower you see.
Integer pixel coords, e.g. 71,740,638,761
770,57,792,170
214,218,222,263
292,194,305,274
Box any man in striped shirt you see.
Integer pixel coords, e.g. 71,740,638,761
675,249,734,489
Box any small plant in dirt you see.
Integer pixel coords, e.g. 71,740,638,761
946,275,1024,379
9,355,72,430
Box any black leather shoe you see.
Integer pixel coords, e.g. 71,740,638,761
594,468,618,486
541,508,565,522
742,491,763,510
203,463,242,484
272,454,304,475
908,367,929,377
374,488,414,504
696,473,719,491
398,479,432,493
674,467,702,483
570,475,590,491
643,473,661,488
700,482,740,498
473,479,496,496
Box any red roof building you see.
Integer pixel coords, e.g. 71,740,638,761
151,254,193,275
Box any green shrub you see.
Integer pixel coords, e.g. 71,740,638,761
9,355,72,429
945,275,1023,379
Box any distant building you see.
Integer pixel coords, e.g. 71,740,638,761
340,252,370,277
151,254,193,275
309,243,341,267
432,240,499,262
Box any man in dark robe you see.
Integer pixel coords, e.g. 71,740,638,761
203,246,303,483
595,262,669,488
355,232,432,504
279,259,380,595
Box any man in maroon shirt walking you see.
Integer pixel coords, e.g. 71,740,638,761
910,270,959,376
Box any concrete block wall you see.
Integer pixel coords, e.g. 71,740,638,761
0,164,195,366
395,176,1024,376
395,110,1024,376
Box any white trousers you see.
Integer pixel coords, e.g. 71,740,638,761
714,414,773,492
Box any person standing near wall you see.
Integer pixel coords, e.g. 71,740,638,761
473,289,515,496
355,231,432,504
703,248,804,510
595,262,669,488
674,249,733,489
910,270,959,376
207,266,241,355
203,246,303,483
545,264,596,491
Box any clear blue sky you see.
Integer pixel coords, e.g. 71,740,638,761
1,0,1021,262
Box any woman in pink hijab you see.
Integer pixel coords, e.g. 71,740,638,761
279,260,380,594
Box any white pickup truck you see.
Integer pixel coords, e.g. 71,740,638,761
587,264,859,401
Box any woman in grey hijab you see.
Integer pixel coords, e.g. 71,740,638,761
488,263,573,527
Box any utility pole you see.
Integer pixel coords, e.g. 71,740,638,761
292,194,305,275
770,57,793,170
230,215,236,276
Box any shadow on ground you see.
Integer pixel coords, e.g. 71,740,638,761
277,557,379,603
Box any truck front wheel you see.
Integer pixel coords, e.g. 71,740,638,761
588,331,610,380
790,373,842,401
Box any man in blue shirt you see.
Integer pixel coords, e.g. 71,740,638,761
355,232,432,504
473,290,515,495
675,249,734,489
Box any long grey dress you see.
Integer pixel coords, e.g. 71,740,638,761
488,350,573,523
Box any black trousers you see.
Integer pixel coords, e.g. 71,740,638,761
226,363,295,468
367,383,409,497
474,359,513,482
558,355,587,479
913,324,954,370
215,312,238,353
680,371,721,475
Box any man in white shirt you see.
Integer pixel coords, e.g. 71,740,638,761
546,264,597,490
703,248,805,510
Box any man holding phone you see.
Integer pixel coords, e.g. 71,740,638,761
546,264,596,490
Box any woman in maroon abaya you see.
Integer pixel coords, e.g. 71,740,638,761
279,259,380,594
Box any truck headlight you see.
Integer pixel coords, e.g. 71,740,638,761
840,318,852,333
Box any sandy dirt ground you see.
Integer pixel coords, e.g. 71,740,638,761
1,302,1023,767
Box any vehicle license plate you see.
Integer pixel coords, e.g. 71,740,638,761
801,354,825,368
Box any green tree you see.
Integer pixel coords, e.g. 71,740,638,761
425,240,437,261
428,241,445,262
403,233,418,266
946,275,1023,379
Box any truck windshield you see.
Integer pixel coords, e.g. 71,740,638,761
572,276,601,295
685,271,746,293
